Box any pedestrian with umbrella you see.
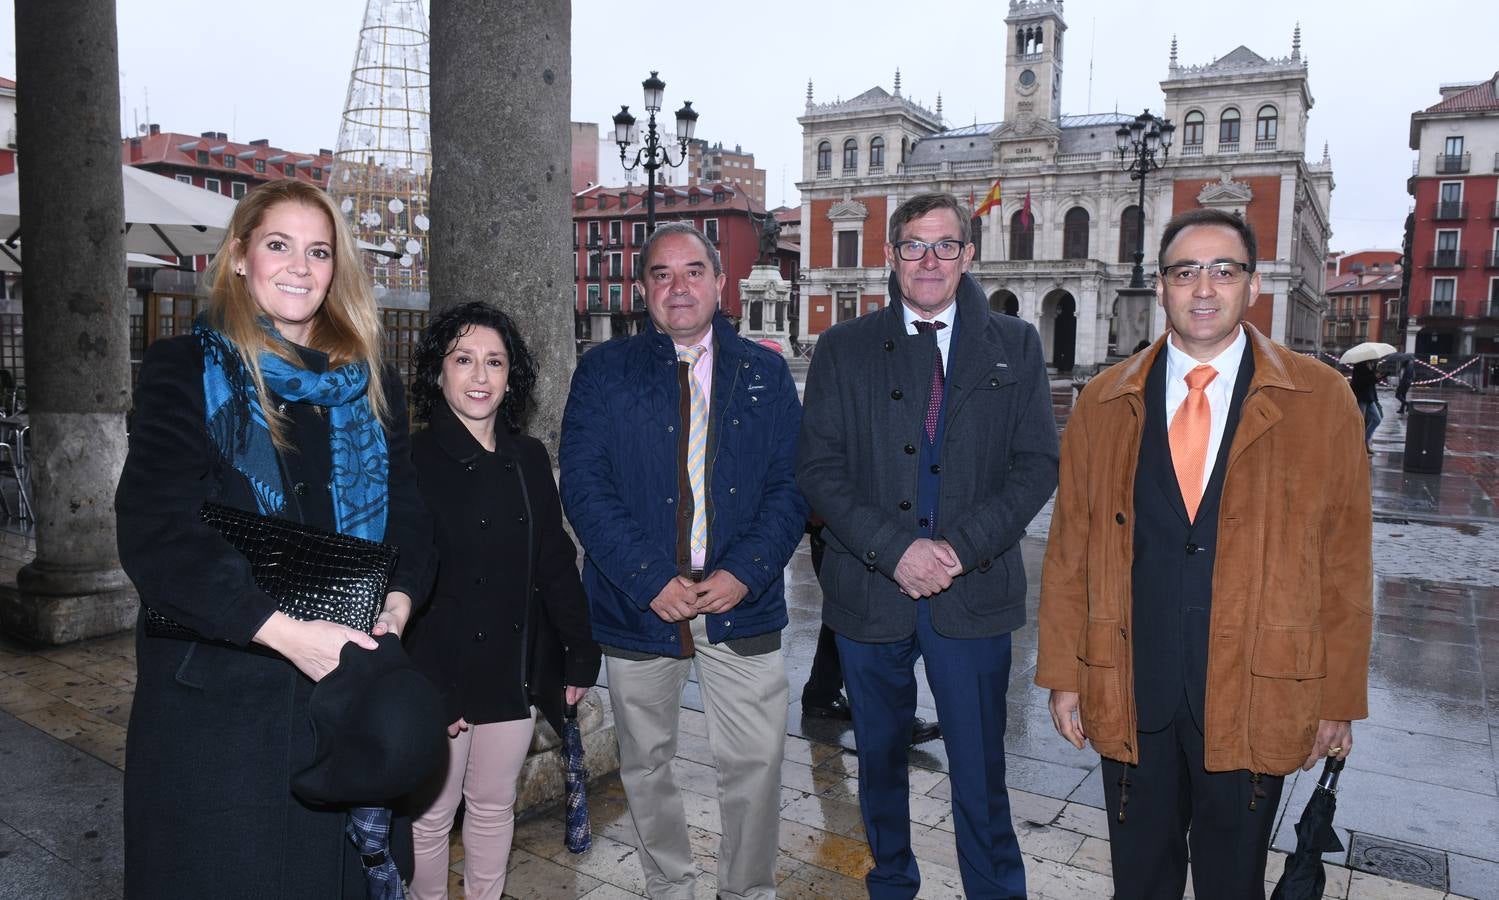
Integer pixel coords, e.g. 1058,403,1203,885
404,302,600,900
1272,756,1348,900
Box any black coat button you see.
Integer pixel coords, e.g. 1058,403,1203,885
891,389,903,400
504,461,515,471
1186,543,1199,555
904,444,916,454
292,482,307,496
866,550,877,560
866,564,877,572
512,623,522,634
884,340,895,351
978,558,992,572
465,463,475,472
918,517,929,527
899,500,912,510
479,518,490,529
930,464,941,474
475,631,487,642
1116,512,1127,524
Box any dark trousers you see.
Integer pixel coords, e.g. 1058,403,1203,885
1102,697,1284,900
837,602,1023,900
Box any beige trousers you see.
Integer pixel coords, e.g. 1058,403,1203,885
606,615,788,900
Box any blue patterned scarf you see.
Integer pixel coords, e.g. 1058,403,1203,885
197,318,388,542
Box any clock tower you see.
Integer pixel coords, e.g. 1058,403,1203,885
1003,0,1066,126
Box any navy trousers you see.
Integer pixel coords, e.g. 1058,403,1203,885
836,600,1024,900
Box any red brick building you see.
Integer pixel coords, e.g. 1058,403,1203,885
1322,262,1401,352
121,126,333,272
1405,73,1499,359
571,182,765,343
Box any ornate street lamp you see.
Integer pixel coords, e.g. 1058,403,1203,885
1115,109,1175,289
613,71,699,231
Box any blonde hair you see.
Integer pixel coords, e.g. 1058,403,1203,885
203,179,387,450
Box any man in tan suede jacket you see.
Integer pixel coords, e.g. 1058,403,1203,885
1036,208,1373,900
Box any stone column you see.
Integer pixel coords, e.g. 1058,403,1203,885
429,0,574,456
0,0,136,644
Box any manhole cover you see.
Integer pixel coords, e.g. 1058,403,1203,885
1347,832,1447,891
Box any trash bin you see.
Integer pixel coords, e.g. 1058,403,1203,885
1402,400,1448,474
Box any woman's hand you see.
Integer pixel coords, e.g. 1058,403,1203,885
252,611,377,682
564,685,589,707
372,591,413,638
447,717,470,738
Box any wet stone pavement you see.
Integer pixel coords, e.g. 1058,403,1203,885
0,385,1496,898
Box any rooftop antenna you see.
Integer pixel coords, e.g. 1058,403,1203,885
1086,18,1095,111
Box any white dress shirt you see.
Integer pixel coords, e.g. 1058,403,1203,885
1164,325,1246,489
902,301,957,372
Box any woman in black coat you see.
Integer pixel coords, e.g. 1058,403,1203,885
115,179,433,898
404,302,600,900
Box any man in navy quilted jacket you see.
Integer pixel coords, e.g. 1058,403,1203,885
560,221,807,900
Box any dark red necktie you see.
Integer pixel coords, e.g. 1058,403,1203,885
913,320,947,442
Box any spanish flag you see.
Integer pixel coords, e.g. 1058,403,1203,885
974,179,1002,217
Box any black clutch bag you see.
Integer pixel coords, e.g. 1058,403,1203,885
143,502,399,644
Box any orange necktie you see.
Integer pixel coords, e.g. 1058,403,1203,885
1169,364,1218,522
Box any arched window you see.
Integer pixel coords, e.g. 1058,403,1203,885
1219,108,1241,145
869,136,885,171
1063,207,1090,259
1182,110,1204,147
1010,209,1035,260
1256,105,1278,145
1118,205,1142,263
970,216,983,262
842,138,858,173
816,141,831,174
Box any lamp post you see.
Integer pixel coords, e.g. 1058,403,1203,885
1109,109,1173,356
1115,109,1175,289
612,71,699,232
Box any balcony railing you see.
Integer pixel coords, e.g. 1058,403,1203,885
1433,201,1468,220
1436,152,1471,174
1217,141,1240,155
1254,140,1278,152
1181,144,1204,156
1429,250,1467,268
1429,301,1455,317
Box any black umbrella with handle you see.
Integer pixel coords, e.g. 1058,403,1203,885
1271,756,1346,900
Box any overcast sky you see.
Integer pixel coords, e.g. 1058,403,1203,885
1,0,1495,251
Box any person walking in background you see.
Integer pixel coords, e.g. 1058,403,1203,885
1350,359,1382,453
1038,208,1373,899
560,222,806,900
404,301,599,900
798,192,1058,899
1395,358,1414,415
116,179,434,898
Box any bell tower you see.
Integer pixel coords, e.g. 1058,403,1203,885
1003,0,1066,125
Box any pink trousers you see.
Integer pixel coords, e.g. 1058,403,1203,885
408,716,535,900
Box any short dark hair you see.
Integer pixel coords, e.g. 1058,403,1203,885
639,221,723,276
411,301,537,433
888,192,972,245
1157,208,1258,273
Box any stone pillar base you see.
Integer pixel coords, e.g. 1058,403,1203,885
513,691,620,819
0,568,136,646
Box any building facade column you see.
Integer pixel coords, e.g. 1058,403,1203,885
429,0,573,456
0,0,136,644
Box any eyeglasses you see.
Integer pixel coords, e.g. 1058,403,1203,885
893,239,967,261
1160,262,1252,286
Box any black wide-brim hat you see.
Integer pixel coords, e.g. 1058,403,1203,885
290,634,447,806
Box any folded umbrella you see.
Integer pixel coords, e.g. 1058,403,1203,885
347,806,404,900
562,702,592,854
1271,756,1346,900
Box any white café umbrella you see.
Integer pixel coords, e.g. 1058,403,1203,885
0,244,173,274
1338,342,1399,366
0,165,237,259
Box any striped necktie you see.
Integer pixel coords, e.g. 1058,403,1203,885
678,345,709,556
1169,364,1217,522
913,320,947,443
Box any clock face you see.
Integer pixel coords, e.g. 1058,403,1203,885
1019,69,1036,87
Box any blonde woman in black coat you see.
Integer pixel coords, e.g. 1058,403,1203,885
404,301,600,899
